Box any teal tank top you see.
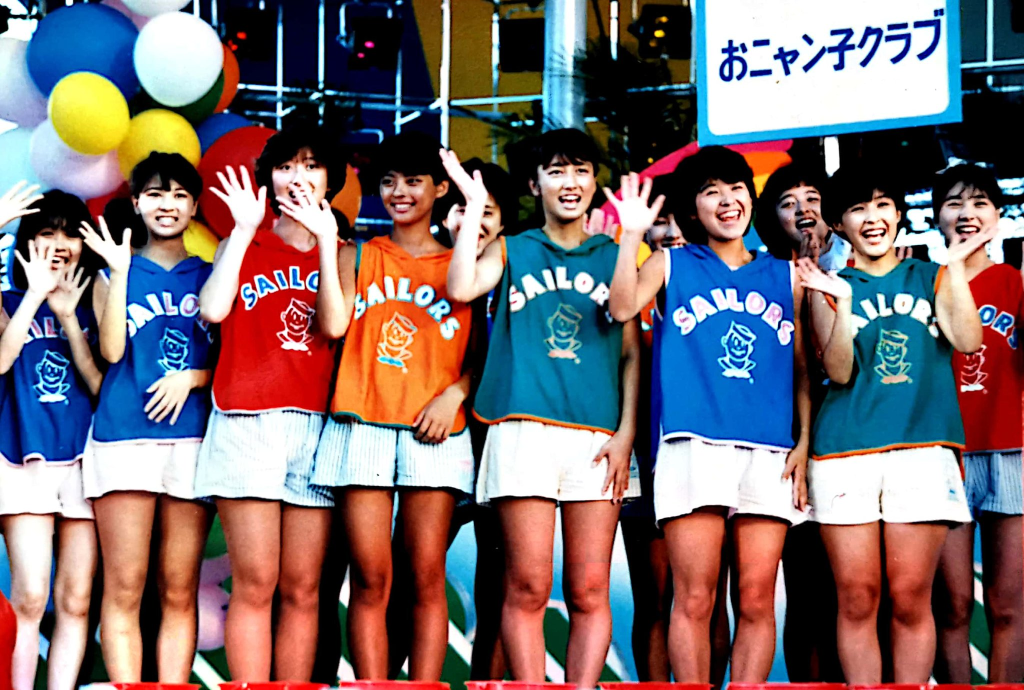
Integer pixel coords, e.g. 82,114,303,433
473,229,624,434
812,259,965,459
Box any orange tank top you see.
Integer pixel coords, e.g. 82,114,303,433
331,236,473,433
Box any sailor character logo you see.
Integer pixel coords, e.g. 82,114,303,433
377,312,417,372
278,298,316,352
959,344,987,393
157,328,190,373
545,303,583,363
719,321,757,381
875,329,912,384
34,350,71,403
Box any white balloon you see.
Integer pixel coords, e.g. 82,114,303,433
121,0,190,18
102,0,152,30
134,12,224,108
30,120,122,200
0,38,48,127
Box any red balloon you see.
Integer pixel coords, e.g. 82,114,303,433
86,182,131,222
198,125,276,239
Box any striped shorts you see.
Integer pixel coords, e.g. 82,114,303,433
965,450,1023,517
194,409,334,508
311,417,475,494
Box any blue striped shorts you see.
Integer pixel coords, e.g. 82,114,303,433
194,409,334,508
965,450,1023,517
311,417,475,494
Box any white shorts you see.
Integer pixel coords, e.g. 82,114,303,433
311,417,475,494
194,409,333,508
808,445,971,525
0,459,93,520
475,420,641,504
83,430,202,501
965,450,1023,517
653,437,808,527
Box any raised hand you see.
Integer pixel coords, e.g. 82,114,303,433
795,257,852,300
798,230,821,264
14,240,60,299
80,216,132,275
438,149,489,209
0,181,43,230
47,263,91,320
895,245,912,262
208,165,267,238
584,207,618,239
276,186,338,244
946,223,1000,267
602,172,665,238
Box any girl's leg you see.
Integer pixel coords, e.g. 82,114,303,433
932,522,974,683
730,515,788,681
561,500,621,687
217,498,282,681
311,510,349,684
471,508,507,680
620,516,671,681
2,514,55,690
399,489,456,680
93,492,157,681
662,508,727,682
48,519,98,690
712,531,733,689
156,497,213,682
820,523,883,683
980,513,1024,681
496,497,557,682
276,504,331,680
341,488,395,679
386,519,412,679
883,522,948,682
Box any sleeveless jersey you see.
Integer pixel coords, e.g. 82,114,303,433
92,256,215,443
331,236,472,432
1,289,95,464
212,230,336,414
812,259,964,459
0,373,20,464
952,264,1024,453
657,244,796,450
474,229,624,434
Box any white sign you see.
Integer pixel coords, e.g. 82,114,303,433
696,0,962,145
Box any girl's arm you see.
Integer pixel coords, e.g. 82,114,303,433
784,282,810,509
48,266,102,395
796,258,855,385
413,373,472,445
144,368,212,425
936,227,997,353
593,318,641,502
603,173,666,322
80,217,132,363
0,240,60,374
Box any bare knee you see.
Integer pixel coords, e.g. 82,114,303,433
12,581,50,623
410,559,448,607
676,585,716,623
279,568,321,614
889,578,932,626
565,568,610,617
350,564,390,609
55,579,92,620
159,571,199,616
937,589,974,630
105,565,148,612
505,570,552,614
232,563,280,609
836,580,881,624
987,586,1023,631
738,578,776,625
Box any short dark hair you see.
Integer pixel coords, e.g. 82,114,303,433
372,131,448,186
443,158,517,228
129,152,203,200
932,164,1004,219
255,126,346,214
673,146,756,244
13,190,100,294
756,163,827,260
822,163,907,228
527,128,602,182
649,174,678,221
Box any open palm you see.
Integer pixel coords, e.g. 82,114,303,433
80,216,132,274
208,165,267,237
0,181,43,230
15,240,60,297
602,172,665,238
795,257,852,300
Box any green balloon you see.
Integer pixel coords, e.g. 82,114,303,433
131,70,225,125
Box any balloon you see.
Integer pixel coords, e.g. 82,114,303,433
49,73,130,156
184,220,219,262
121,0,190,17
198,126,275,238
26,4,139,99
214,46,240,113
195,112,251,154
0,38,48,127
134,12,223,108
0,128,50,237
133,72,225,125
86,183,132,223
117,110,201,179
30,120,123,200
330,164,362,226
102,0,151,29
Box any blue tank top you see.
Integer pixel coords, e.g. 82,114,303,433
92,256,215,443
0,372,20,464
1,289,96,464
656,244,796,450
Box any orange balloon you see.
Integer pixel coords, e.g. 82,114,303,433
330,164,361,226
214,45,239,113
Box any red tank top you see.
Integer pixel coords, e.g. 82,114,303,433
212,230,336,414
953,264,1024,453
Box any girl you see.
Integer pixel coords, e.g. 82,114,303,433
0,186,101,690
81,152,215,682
798,164,990,682
446,128,641,687
930,164,1023,683
607,146,810,683
196,127,343,681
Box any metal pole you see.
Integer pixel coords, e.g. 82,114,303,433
395,48,404,133
210,0,218,31
439,0,452,146
276,3,284,130
542,0,586,130
610,0,619,61
318,0,326,125
491,0,500,161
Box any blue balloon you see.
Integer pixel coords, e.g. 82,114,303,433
195,112,252,154
26,4,140,99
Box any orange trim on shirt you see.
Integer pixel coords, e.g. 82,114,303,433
934,265,946,293
812,439,965,461
824,294,838,312
500,236,507,267
472,409,616,436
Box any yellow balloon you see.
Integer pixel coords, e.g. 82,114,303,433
184,219,219,262
49,72,130,155
117,109,201,179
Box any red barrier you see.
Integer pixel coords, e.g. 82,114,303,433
220,684,328,690
0,592,14,690
465,683,578,690
107,685,200,690
729,684,846,690
849,685,974,690
602,683,712,690
337,683,449,690
975,686,1024,690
